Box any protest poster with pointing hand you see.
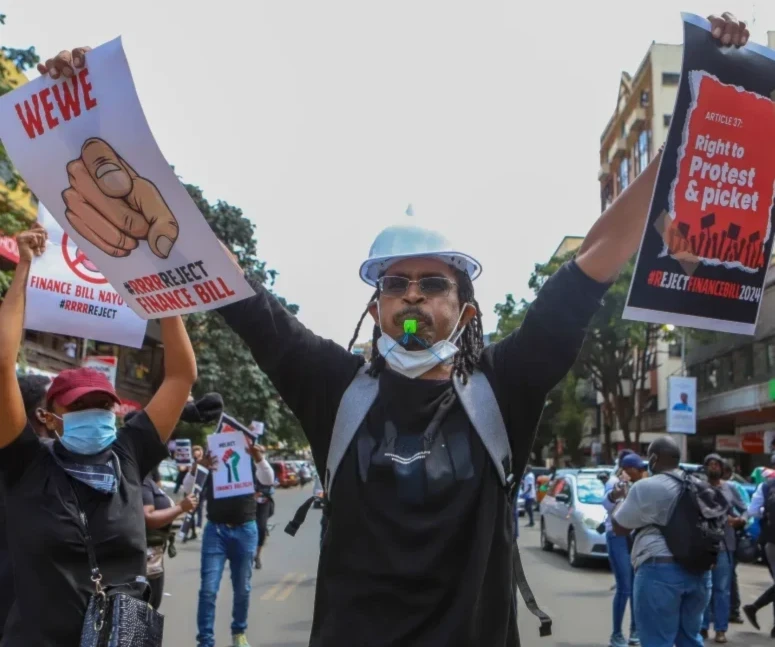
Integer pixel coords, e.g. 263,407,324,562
0,37,254,320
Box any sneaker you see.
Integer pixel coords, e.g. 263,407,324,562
744,604,761,630
628,631,640,646
232,635,251,647
728,614,743,624
609,632,627,647
713,632,727,644
254,556,262,570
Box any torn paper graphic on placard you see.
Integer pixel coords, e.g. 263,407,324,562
662,70,775,273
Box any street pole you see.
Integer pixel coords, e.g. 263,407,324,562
679,328,688,462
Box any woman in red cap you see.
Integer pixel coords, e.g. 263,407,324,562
0,224,197,646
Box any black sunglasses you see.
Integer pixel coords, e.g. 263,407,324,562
377,275,456,297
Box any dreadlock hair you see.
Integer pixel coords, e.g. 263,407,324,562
347,268,485,383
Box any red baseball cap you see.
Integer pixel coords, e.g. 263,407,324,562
46,368,120,408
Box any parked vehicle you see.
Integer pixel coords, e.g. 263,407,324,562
272,461,299,488
312,475,325,509
539,470,609,567
157,459,180,499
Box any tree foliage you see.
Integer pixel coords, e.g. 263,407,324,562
0,14,39,293
182,183,307,450
528,254,663,459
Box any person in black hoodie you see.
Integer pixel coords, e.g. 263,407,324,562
211,17,744,647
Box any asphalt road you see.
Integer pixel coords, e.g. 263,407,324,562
162,486,775,646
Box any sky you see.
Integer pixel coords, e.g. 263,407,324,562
4,0,775,347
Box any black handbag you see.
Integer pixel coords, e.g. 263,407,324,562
59,463,165,646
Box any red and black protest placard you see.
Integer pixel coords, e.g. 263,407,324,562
623,13,775,335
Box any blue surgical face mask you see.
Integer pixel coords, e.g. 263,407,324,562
60,409,118,455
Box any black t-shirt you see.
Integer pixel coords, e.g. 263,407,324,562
219,260,607,647
142,476,174,539
0,412,168,647
203,469,256,525
0,483,13,638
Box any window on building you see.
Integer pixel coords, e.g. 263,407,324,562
618,157,629,192
754,341,769,377
119,345,155,387
668,343,681,358
640,90,650,107
620,121,626,138
767,339,775,374
732,346,754,384
636,130,650,175
662,72,680,86
663,114,672,127
601,181,613,212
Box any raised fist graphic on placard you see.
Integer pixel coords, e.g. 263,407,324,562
62,138,179,259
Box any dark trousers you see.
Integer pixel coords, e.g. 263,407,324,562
524,498,535,526
751,542,775,623
148,573,165,610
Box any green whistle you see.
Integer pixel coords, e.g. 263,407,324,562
404,319,418,334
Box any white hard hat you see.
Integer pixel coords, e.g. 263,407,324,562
359,222,482,287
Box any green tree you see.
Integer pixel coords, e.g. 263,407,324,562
182,183,305,448
553,374,587,465
528,254,661,459
0,14,39,293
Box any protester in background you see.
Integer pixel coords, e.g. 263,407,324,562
521,465,536,527
602,453,646,647
613,436,711,647
254,448,275,570
197,440,274,647
143,464,198,609
0,223,197,646
701,454,746,643
722,460,749,625
743,459,775,637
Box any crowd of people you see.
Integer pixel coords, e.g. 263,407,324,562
0,10,754,647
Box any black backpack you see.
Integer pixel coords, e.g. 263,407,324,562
657,472,729,574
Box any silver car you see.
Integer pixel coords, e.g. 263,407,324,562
539,470,609,567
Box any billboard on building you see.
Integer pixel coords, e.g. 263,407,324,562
667,376,697,434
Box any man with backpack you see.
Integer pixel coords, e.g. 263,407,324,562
612,437,730,647
742,455,775,637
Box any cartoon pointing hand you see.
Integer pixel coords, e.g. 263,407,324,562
62,138,179,259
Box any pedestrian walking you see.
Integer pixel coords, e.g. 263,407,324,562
722,461,749,625
0,224,197,646
196,441,274,647
602,453,646,647
521,465,536,527
743,454,775,637
143,464,198,609
700,454,746,643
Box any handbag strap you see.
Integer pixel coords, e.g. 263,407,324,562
44,443,106,594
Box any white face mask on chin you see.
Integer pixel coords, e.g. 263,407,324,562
376,304,470,380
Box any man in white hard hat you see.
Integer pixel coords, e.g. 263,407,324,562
213,16,746,645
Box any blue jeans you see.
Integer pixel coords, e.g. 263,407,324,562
702,551,732,633
196,521,259,647
606,532,635,637
634,562,711,647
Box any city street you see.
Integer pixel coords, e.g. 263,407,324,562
162,486,775,646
